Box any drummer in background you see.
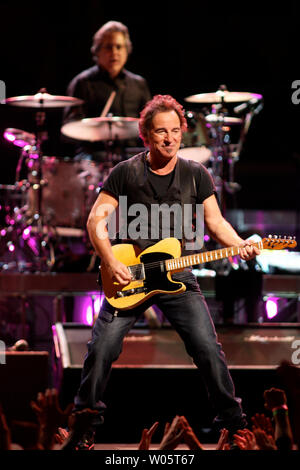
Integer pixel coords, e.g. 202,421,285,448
63,20,152,160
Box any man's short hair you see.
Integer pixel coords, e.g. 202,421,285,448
139,95,187,144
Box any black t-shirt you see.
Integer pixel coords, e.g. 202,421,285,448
146,166,175,200
102,156,215,204
101,154,216,252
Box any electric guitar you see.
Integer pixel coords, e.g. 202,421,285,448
100,236,297,310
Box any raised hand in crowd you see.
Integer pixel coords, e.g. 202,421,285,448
263,387,294,450
252,428,277,451
179,415,205,450
264,387,287,410
277,360,300,450
251,413,274,438
215,428,230,450
30,388,73,450
158,416,185,450
54,426,69,446
138,421,159,450
232,428,259,450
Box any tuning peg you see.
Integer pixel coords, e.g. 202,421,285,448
268,234,272,238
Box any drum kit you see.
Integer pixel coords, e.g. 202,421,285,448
0,85,263,272
180,85,263,205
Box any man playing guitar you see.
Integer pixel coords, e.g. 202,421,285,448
72,94,260,449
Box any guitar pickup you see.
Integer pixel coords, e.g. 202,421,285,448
127,263,145,281
116,286,147,298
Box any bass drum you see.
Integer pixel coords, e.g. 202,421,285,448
180,111,212,165
27,157,102,228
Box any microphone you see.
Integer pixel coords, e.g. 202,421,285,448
234,97,263,115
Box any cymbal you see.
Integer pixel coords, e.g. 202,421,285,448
205,114,243,126
3,91,84,108
185,90,263,104
61,116,139,142
4,128,36,147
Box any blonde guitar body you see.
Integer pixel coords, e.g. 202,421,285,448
101,238,185,310
100,235,297,311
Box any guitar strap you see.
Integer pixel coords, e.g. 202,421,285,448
178,158,197,251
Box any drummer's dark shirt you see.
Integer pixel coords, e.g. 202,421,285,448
64,65,151,122
62,65,151,159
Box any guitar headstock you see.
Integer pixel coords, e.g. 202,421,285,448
262,235,297,250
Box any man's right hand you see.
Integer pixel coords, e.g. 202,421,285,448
105,258,132,286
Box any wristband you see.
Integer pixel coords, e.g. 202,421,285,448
272,405,288,416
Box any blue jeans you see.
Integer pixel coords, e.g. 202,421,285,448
74,270,247,433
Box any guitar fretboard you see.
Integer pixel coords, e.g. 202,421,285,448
165,240,264,272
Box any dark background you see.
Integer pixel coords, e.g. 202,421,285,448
0,1,299,211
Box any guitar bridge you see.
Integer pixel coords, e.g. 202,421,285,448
127,263,145,281
116,286,148,298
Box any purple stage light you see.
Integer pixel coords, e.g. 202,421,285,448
26,236,39,256
14,139,28,148
85,305,93,326
3,131,15,142
265,297,279,319
22,226,31,239
8,242,15,252
73,293,104,325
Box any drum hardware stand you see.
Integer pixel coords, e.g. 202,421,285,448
234,103,263,163
25,112,50,270
207,85,262,214
223,100,264,200
210,121,242,214
18,101,56,272
207,95,230,213
223,144,242,195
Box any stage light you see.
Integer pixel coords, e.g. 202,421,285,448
85,306,93,326
22,227,31,239
265,297,279,319
3,131,15,142
7,242,15,252
26,236,39,256
93,295,103,315
75,293,105,325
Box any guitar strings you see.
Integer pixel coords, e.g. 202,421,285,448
128,239,290,273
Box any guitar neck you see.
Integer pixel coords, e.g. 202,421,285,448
165,240,263,272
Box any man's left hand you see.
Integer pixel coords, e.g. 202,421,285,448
239,241,260,261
